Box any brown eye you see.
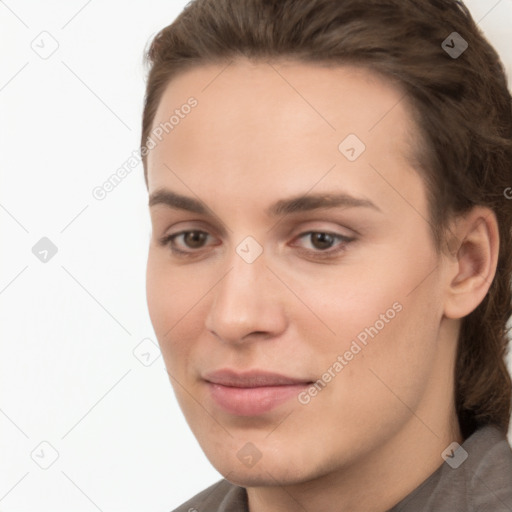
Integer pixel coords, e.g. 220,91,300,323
182,231,208,249
292,231,355,260
309,232,336,250
160,230,214,256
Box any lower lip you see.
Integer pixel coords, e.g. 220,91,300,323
206,382,310,416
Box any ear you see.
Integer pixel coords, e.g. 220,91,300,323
443,206,499,319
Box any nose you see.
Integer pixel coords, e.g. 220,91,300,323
204,247,288,344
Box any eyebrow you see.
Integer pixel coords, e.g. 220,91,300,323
148,188,381,217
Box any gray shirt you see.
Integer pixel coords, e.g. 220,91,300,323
171,424,512,511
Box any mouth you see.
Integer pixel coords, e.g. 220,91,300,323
203,369,313,416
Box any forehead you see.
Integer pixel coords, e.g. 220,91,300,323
146,59,422,204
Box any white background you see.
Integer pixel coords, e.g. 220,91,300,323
1,1,511,511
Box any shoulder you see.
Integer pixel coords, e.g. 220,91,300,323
467,425,512,510
170,478,247,512
390,424,512,512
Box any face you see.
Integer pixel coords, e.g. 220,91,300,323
145,59,454,486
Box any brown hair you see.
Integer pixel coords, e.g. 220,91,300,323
141,0,512,438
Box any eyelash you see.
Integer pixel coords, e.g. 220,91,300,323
158,230,355,260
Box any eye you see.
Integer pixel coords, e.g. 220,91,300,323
159,230,216,256
292,231,355,258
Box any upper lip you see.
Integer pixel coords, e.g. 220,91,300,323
203,369,312,388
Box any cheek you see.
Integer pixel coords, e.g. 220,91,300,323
146,251,193,330
332,270,442,403
145,251,208,364
146,252,171,335
146,252,185,352
299,239,442,387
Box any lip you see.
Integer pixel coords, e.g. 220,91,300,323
203,369,312,416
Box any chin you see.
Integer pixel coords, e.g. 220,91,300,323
224,467,308,488
207,449,314,488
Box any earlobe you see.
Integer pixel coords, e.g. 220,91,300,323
443,207,499,320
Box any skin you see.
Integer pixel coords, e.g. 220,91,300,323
145,59,498,512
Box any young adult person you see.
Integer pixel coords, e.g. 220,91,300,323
141,1,512,510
